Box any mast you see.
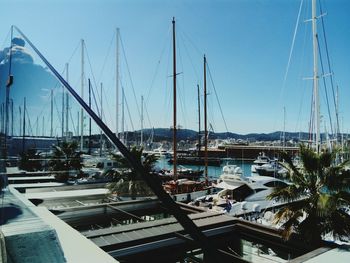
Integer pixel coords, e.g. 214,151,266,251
141,95,144,147
11,99,13,136
22,97,26,153
121,87,125,144
312,0,320,152
88,78,92,154
61,78,65,138
77,111,79,136
172,17,177,180
100,82,103,157
197,84,201,157
283,106,286,149
203,55,208,182
42,116,44,136
336,85,339,142
50,89,53,137
80,39,85,151
65,63,69,139
116,28,120,139
36,116,39,136
19,106,21,137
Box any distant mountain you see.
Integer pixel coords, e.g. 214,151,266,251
135,128,312,142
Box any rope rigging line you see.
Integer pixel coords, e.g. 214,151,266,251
53,93,63,136
122,86,135,132
179,31,200,84
101,88,113,128
206,62,228,133
84,44,101,117
294,5,311,134
280,0,304,101
120,35,141,119
161,38,172,127
97,32,115,84
25,106,34,140
318,0,340,136
69,108,77,136
66,40,81,66
145,24,172,106
308,88,315,143
273,0,304,132
0,28,11,49
176,36,188,129
316,35,333,135
178,24,203,59
143,104,153,131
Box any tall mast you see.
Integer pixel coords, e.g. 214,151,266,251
19,106,21,137
22,97,26,153
50,89,53,137
65,63,69,139
204,55,208,182
61,76,65,138
100,82,103,157
77,111,79,136
312,0,320,152
42,116,44,136
88,79,92,154
80,39,85,151
172,17,177,180
283,106,286,149
197,84,201,157
11,99,13,136
336,85,339,142
141,95,144,147
121,87,125,144
36,116,39,136
116,28,120,139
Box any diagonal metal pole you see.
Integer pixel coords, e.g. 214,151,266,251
13,25,218,260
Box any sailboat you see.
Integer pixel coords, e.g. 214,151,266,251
167,84,221,167
162,18,212,202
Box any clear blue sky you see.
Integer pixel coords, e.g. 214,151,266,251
1,0,350,135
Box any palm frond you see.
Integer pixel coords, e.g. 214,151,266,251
324,209,350,240
316,193,336,217
267,184,305,203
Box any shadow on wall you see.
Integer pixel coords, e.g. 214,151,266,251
0,204,23,225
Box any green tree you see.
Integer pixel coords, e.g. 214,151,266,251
48,141,82,182
107,147,158,200
268,145,350,247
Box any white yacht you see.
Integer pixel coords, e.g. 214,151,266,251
255,161,288,178
217,164,248,188
251,153,271,173
193,175,289,215
149,147,171,158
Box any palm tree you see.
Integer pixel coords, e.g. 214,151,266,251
267,144,350,247
48,141,82,182
107,147,158,200
19,148,42,171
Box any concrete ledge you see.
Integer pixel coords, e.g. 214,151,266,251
1,187,66,263
2,186,117,263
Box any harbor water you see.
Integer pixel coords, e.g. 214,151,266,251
156,158,253,180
